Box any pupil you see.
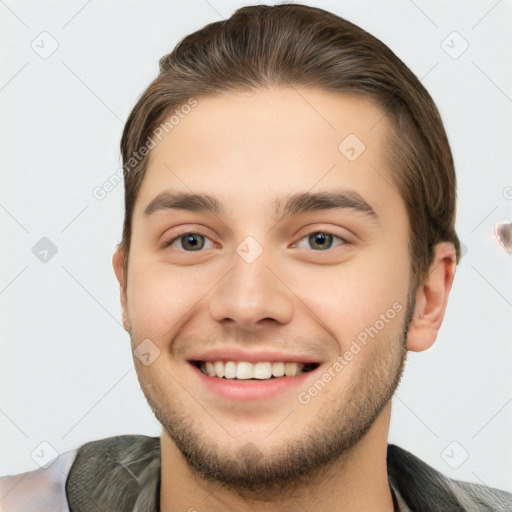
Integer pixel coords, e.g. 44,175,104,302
309,232,332,250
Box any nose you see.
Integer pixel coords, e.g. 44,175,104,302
208,249,294,331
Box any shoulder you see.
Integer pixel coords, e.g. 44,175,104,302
65,434,161,509
0,434,160,512
72,433,160,460
66,433,161,480
388,444,512,511
0,448,78,512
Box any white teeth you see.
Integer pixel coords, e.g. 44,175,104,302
284,362,298,377
205,362,215,377
198,360,307,379
224,361,237,379
272,361,285,377
214,361,225,378
253,362,272,379
236,362,253,380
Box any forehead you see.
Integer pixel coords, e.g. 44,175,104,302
135,86,401,220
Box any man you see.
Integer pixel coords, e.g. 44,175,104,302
1,3,511,511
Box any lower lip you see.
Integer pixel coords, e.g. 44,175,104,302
188,363,318,401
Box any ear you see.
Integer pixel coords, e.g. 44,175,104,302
406,242,456,352
112,245,131,333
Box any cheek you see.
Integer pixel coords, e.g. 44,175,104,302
295,256,409,344
126,263,210,339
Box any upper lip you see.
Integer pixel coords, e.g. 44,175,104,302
187,347,323,364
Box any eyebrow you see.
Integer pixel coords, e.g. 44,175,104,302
143,190,378,222
274,190,378,222
144,191,223,216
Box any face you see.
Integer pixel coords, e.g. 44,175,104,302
116,87,414,495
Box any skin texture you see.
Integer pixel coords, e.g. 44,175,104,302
113,86,456,512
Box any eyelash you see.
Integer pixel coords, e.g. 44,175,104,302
163,230,349,252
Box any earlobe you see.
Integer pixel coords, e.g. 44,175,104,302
406,242,456,352
112,245,131,333
112,245,125,288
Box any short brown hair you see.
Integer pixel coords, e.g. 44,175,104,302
119,3,461,288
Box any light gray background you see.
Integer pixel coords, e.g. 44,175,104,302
1,0,511,495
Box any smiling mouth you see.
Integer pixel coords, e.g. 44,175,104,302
189,360,320,380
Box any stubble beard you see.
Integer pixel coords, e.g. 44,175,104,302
134,293,414,500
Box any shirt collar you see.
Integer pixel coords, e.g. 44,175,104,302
390,480,411,512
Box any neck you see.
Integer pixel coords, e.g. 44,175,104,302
160,404,395,512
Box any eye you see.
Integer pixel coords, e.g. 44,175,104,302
163,232,216,252
292,231,347,251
